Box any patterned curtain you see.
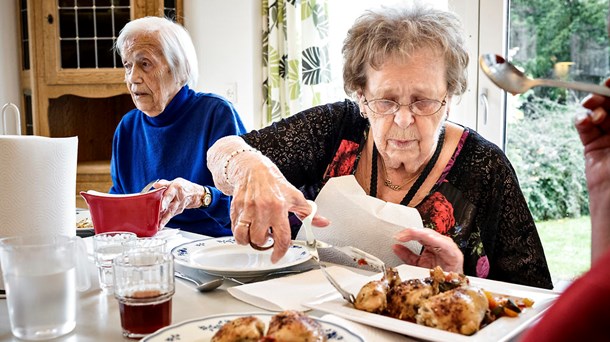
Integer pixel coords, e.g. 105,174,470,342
262,0,331,125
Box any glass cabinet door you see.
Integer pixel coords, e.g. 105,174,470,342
57,0,131,69
39,0,180,85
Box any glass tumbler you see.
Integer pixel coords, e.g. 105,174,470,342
113,251,175,339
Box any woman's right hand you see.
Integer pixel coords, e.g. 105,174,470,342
207,136,329,263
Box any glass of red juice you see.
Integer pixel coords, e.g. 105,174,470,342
113,251,174,339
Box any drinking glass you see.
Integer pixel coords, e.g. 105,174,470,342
0,235,90,340
92,232,137,294
113,251,175,339
122,237,167,254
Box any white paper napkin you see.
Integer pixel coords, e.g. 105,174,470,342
228,266,368,311
321,314,417,342
296,175,423,267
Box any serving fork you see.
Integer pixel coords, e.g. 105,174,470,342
301,201,355,304
300,200,386,305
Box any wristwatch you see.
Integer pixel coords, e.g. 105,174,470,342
200,186,212,208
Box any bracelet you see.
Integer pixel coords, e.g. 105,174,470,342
223,148,260,184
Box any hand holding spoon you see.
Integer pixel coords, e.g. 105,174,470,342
479,53,610,97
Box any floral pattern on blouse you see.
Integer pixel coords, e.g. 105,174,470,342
326,139,359,178
324,133,490,279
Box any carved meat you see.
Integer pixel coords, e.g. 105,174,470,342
386,278,437,321
354,280,389,313
416,286,489,335
354,267,402,313
211,316,265,342
265,310,326,342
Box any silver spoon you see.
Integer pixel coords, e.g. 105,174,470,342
139,179,159,194
479,53,610,97
175,271,224,292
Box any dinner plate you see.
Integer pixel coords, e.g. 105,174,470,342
305,264,560,342
75,209,95,237
172,237,312,278
141,312,364,342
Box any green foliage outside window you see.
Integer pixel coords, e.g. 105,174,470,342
506,94,589,221
506,0,609,220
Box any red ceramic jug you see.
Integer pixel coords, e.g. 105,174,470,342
80,187,167,237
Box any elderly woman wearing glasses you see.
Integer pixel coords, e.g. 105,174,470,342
207,5,552,289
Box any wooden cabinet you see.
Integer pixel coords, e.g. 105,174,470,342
17,0,183,206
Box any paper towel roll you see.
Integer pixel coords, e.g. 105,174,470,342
0,136,78,238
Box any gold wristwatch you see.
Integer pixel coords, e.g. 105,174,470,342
201,186,212,208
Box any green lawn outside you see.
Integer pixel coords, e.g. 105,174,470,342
536,216,591,284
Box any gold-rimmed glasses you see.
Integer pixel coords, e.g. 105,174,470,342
363,93,447,116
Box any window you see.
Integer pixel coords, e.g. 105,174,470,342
478,0,609,284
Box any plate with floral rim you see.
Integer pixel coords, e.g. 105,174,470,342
141,312,364,342
171,237,312,278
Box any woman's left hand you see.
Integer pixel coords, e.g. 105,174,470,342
154,178,206,230
392,227,464,273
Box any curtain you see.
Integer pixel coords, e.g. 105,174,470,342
262,0,331,125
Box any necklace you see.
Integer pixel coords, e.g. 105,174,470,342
378,157,419,191
370,127,446,206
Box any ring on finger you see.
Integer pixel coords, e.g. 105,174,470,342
235,220,252,229
249,227,275,251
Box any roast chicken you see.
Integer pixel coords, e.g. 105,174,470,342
264,310,326,342
211,316,265,342
416,286,489,335
354,266,489,336
211,310,326,342
354,267,402,314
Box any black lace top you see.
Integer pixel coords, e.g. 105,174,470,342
242,99,553,289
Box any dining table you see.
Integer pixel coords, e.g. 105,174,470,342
0,230,407,342
0,228,558,342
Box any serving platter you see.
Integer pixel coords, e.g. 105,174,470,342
141,312,364,342
305,264,560,342
172,237,312,278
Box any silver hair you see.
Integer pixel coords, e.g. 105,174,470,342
342,4,469,98
115,16,198,88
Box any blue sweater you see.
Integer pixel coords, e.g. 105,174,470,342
109,85,247,236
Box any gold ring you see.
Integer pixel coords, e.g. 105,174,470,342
235,221,251,228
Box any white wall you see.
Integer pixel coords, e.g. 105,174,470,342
0,0,22,134
184,0,262,131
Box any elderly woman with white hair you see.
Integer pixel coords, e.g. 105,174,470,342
109,16,247,236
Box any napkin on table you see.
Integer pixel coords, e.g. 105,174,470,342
296,175,424,268
228,266,368,311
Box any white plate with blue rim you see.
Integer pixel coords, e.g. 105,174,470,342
171,237,312,278
142,312,364,342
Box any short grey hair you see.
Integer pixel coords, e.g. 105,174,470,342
115,16,198,88
342,5,469,98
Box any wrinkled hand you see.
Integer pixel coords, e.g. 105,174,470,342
577,78,610,261
577,78,610,190
392,227,463,273
154,178,205,230
230,162,329,263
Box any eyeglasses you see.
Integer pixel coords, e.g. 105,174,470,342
363,94,447,116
